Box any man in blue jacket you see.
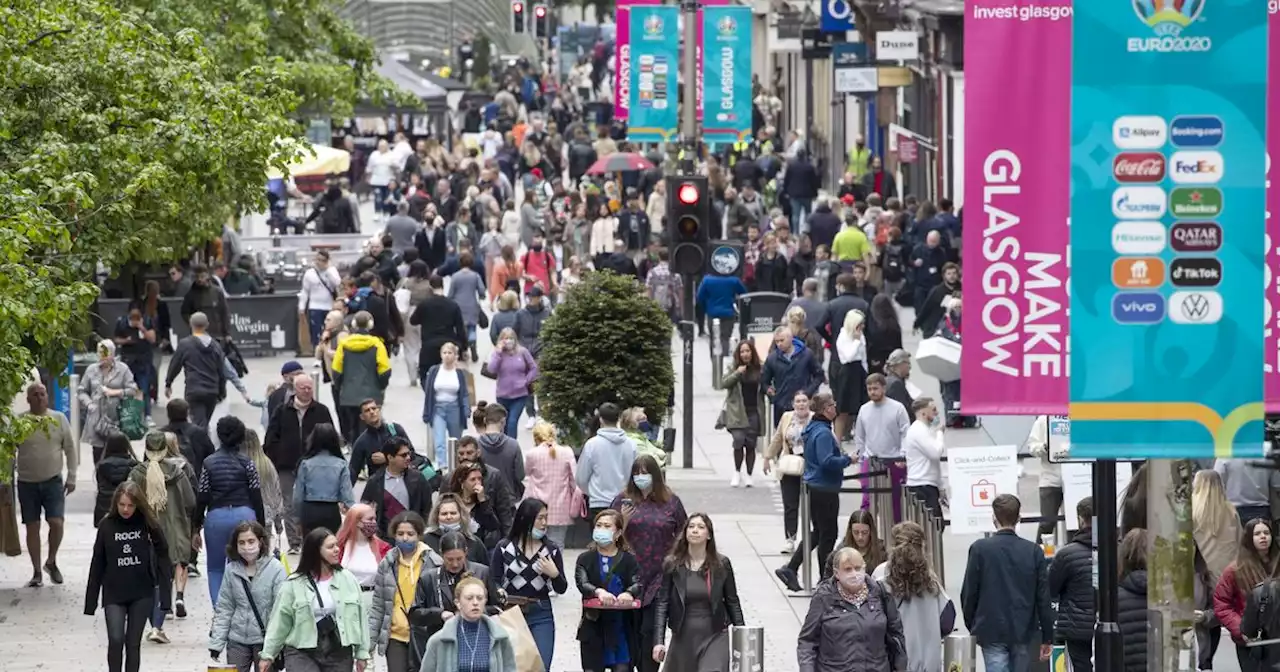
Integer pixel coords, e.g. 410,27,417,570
761,327,825,427
695,273,748,357
775,392,849,591
961,493,1054,671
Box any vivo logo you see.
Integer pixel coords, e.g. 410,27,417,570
1112,292,1166,324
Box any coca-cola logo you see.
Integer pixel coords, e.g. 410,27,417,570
1114,152,1166,182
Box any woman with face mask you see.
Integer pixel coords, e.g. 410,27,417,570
651,513,745,672
209,521,287,672
335,504,390,593
81,340,139,464
405,530,502,660
368,511,444,672
611,455,688,672
489,499,568,670
424,494,490,566
575,509,643,672
798,547,906,672
419,577,518,672
486,326,538,438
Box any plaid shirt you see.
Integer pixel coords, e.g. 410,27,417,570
522,442,582,526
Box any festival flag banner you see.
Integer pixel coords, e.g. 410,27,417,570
1268,4,1280,412
695,0,733,123
701,5,753,145
1068,0,1266,459
614,0,660,122
626,5,681,143
959,0,1071,415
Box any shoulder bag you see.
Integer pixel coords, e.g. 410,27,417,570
238,575,285,671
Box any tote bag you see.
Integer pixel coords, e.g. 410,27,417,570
495,606,546,672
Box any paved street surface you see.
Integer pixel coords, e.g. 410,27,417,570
2,203,1240,671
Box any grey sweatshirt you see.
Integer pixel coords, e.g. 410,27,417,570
854,398,911,460
576,427,637,508
479,432,526,499
1215,459,1279,508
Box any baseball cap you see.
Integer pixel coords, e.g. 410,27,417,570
281,361,304,375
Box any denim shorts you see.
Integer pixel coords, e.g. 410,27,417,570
17,475,66,523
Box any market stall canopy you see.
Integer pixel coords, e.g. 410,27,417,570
374,59,448,101
266,141,351,179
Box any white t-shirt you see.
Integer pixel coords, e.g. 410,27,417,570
345,541,380,588
903,420,945,488
312,576,336,622
434,368,460,403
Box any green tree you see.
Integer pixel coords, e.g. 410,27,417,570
536,271,675,448
0,0,408,464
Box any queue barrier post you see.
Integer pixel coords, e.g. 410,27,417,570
69,373,81,444
761,397,774,451
446,437,458,473
931,512,947,586
728,625,765,672
943,633,978,671
871,459,894,546
710,319,723,389
799,481,813,594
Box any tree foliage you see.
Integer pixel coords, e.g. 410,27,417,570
0,0,409,464
537,271,675,448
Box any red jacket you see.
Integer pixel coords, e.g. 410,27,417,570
1213,563,1248,642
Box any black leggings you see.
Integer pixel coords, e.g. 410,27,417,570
729,411,759,474
780,474,802,539
105,596,153,672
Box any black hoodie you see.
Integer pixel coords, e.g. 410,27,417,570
85,512,172,613
165,334,227,400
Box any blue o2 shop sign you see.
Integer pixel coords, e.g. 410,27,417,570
820,0,855,33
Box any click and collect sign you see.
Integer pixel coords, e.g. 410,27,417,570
627,5,681,143
1068,0,1266,458
701,5,753,145
945,445,1019,534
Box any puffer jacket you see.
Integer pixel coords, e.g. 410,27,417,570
94,455,138,525
209,556,287,652
1116,570,1148,671
332,333,392,407
1048,528,1096,641
129,457,197,566
368,543,443,654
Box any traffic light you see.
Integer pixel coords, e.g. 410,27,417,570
533,4,550,39
511,1,526,34
666,175,710,275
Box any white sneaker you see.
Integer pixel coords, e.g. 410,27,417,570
782,538,795,554
743,472,754,487
730,472,742,488
525,416,536,430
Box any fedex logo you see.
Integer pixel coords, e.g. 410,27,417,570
1170,151,1224,184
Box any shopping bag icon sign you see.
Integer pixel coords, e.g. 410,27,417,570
971,480,997,507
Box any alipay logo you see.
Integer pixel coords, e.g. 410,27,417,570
1170,151,1224,184
1112,186,1168,219
1169,116,1225,148
1113,116,1167,150
1112,221,1167,255
1112,292,1166,324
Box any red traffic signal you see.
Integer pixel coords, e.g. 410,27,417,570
513,2,523,11
534,4,546,16
677,183,699,205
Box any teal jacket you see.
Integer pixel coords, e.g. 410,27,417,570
260,568,372,662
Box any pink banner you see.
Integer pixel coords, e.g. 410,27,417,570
1268,6,1280,412
959,0,1071,415
613,0,660,122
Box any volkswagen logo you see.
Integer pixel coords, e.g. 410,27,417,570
1180,293,1211,321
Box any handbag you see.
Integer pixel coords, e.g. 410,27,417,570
117,396,147,441
777,454,806,477
238,576,285,671
495,605,547,672
480,362,497,380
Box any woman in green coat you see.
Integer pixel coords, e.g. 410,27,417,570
260,528,373,671
130,431,196,644
719,341,768,488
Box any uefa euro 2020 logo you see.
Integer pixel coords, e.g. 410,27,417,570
643,14,663,36
717,16,737,37
1132,0,1205,36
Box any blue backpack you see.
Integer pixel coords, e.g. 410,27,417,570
347,287,374,313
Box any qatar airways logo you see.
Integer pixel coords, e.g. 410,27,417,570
1113,153,1166,182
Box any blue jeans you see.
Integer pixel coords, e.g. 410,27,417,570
791,198,813,235
307,309,329,346
204,506,256,605
151,585,166,629
982,642,1032,672
128,362,152,417
524,599,555,671
466,324,477,345
432,400,462,468
497,396,528,438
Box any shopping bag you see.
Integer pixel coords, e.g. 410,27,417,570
495,605,547,672
118,396,147,440
464,370,477,405
297,311,313,356
0,485,22,557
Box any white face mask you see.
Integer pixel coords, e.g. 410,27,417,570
239,542,261,562
837,569,866,590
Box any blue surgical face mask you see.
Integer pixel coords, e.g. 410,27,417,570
396,540,419,556
441,522,461,532
593,528,616,547
633,474,653,490
637,421,652,433
532,527,546,540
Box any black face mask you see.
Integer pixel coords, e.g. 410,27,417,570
530,244,543,251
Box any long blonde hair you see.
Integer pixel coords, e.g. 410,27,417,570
142,431,170,513
243,429,280,499
1192,469,1239,541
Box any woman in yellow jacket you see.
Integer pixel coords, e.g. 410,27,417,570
764,390,815,555
259,528,373,672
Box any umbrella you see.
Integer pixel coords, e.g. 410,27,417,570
266,141,351,179
586,152,655,175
